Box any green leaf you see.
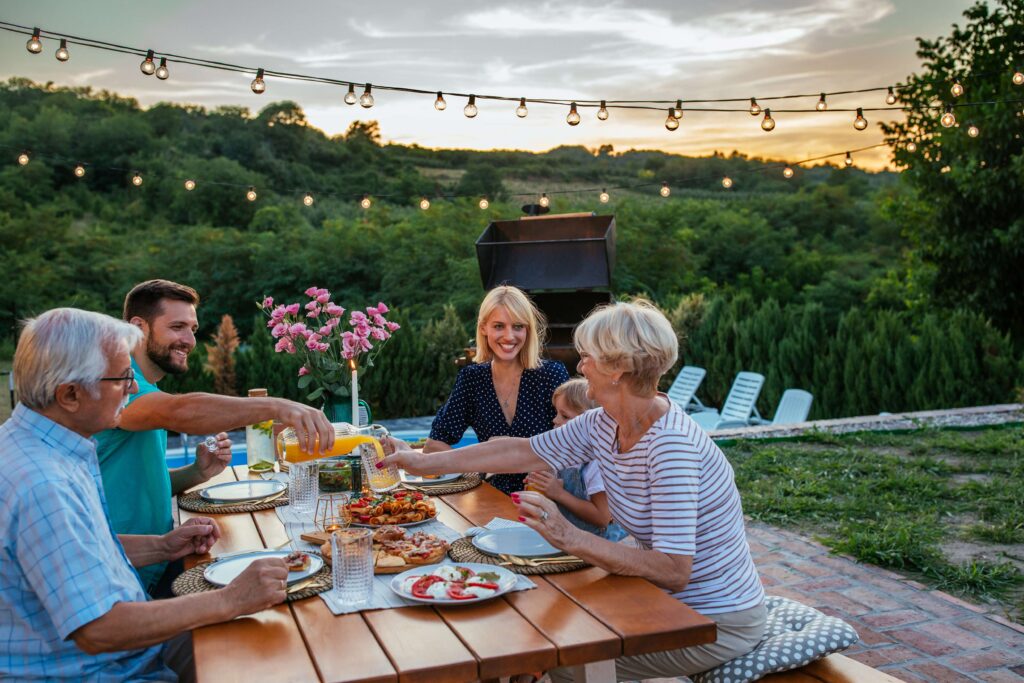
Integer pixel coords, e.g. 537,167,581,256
297,374,313,389
307,387,325,401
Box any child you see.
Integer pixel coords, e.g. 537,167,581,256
524,378,627,542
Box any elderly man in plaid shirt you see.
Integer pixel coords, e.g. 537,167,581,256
0,308,289,682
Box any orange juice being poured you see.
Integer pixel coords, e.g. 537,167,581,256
277,423,400,492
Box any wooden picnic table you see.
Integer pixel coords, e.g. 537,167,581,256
179,465,716,682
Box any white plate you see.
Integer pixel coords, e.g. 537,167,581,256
401,471,463,485
471,526,561,558
199,480,286,503
203,550,323,587
389,562,518,604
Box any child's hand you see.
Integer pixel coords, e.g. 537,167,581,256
525,470,563,497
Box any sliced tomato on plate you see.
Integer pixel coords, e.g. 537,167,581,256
445,581,477,600
410,575,446,599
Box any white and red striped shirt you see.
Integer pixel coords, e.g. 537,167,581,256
530,396,764,615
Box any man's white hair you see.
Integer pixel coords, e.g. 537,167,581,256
13,308,142,409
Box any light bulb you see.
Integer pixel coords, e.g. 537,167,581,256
17,152,30,166
566,102,581,126
721,176,733,189
360,195,371,209
673,99,683,119
344,83,357,105
539,193,550,208
419,197,430,210
479,197,489,210
464,95,477,118
597,100,609,120
906,140,917,153
140,49,156,75
783,166,794,179
749,97,761,116
1014,71,1024,86
950,79,963,98
854,107,868,131
940,105,956,128
664,108,679,131
251,68,266,94
26,28,42,54
131,172,143,187
155,57,169,80
73,164,85,178
303,193,314,206
761,108,775,131
885,87,897,105
516,97,528,118
359,84,374,108
816,93,827,111
844,152,853,167
659,182,670,198
967,123,980,138
55,38,69,62
246,187,257,201
599,189,610,203
434,91,446,111
184,179,196,191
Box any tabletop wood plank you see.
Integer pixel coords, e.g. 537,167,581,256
363,607,478,683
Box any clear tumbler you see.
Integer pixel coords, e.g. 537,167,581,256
330,528,373,607
288,460,319,515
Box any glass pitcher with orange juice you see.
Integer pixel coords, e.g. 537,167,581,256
277,422,400,492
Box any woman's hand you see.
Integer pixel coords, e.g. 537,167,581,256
381,437,436,476
524,470,564,499
510,491,581,550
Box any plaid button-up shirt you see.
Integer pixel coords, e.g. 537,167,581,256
0,404,174,681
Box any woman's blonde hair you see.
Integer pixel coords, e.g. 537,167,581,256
475,286,546,369
552,377,596,415
573,299,678,395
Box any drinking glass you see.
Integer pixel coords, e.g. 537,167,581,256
358,424,400,493
288,461,319,515
330,528,373,607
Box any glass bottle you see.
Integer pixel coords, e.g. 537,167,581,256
244,388,276,468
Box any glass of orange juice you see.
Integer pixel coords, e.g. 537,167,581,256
358,424,400,492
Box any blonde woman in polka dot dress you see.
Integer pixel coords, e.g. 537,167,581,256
424,286,569,495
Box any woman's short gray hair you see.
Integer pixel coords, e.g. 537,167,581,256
574,299,678,395
13,308,143,410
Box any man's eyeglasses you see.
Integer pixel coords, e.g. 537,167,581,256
99,369,136,386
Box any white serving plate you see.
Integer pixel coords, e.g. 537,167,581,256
389,562,517,604
204,550,323,587
198,479,286,503
401,471,463,485
471,526,561,558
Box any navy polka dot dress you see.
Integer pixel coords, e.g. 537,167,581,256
429,360,570,495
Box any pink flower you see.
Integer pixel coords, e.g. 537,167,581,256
326,317,341,329
366,305,379,316
350,311,368,325
370,327,388,341
306,337,323,351
318,325,333,336
304,286,319,297
326,304,345,316
376,302,389,314
261,296,274,309
284,303,300,316
386,321,400,331
317,341,330,352
275,338,295,354
316,290,331,304
353,322,370,338
271,322,289,338
270,305,288,321
298,366,310,377
288,323,310,338
373,314,387,327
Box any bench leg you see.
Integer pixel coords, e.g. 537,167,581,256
568,659,616,683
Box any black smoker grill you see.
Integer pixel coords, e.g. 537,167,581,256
475,213,616,369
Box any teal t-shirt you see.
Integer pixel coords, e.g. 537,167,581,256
94,356,172,591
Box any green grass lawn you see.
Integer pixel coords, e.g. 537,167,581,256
724,426,1024,622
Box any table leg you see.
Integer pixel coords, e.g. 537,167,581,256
568,659,616,683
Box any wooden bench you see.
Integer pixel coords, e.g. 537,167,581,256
764,653,904,682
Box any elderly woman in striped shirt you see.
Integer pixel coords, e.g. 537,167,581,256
384,299,766,681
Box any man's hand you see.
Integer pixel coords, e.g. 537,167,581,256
274,400,334,456
195,432,232,480
163,517,222,561
222,558,289,616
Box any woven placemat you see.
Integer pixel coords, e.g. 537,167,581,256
177,489,289,514
448,537,589,575
401,473,483,496
172,553,331,602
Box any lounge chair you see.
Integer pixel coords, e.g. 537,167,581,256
689,371,766,430
666,365,708,413
771,389,813,425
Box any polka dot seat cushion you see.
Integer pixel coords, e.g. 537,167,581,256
691,596,859,683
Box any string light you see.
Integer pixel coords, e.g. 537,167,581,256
749,97,761,116
950,79,963,97
251,68,266,94
515,97,528,118
664,108,679,131
419,197,430,210
359,83,374,108
1014,71,1024,86
131,171,143,186
478,197,489,210
344,83,356,105
885,86,897,105
434,92,446,111
672,99,683,119
967,123,980,138
17,152,29,166
597,100,609,121
844,151,853,167
659,182,670,197
816,93,827,111
599,188,610,203
761,108,775,131
783,166,794,178
360,194,371,209
26,27,41,54
463,94,477,118
905,140,917,153
940,104,957,127
539,193,550,208
246,186,257,201
566,102,581,126
302,192,314,206
140,49,156,76
155,57,169,80
55,38,69,62
184,178,196,191
853,107,868,130
722,176,733,189
73,163,85,177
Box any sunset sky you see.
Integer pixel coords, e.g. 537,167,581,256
1,0,980,170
